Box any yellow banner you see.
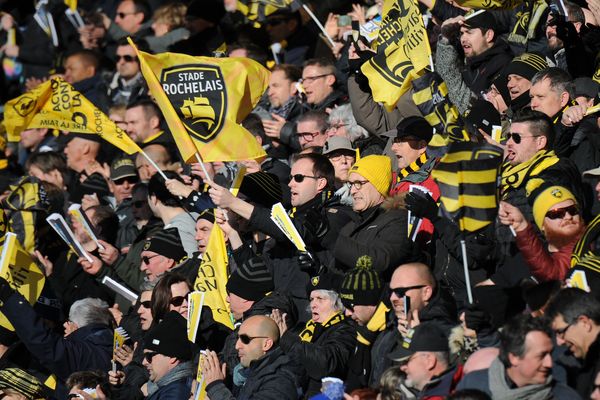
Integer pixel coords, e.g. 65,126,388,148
193,223,234,330
361,0,430,111
187,291,205,342
457,0,522,9
3,77,142,155
0,233,45,330
129,38,269,163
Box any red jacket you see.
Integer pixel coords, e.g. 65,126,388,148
515,224,583,281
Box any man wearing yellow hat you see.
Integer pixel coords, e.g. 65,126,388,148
333,155,418,280
499,184,585,282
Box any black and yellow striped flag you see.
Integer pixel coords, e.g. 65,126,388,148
411,71,469,144
237,0,300,22
431,142,503,232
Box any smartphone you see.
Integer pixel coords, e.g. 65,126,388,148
403,295,411,323
338,15,351,27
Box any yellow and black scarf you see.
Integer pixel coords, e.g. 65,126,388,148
501,150,559,192
299,312,345,343
357,302,388,346
508,0,548,46
398,153,429,180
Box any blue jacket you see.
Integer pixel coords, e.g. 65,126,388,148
0,291,113,381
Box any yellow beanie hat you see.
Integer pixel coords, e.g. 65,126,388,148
348,155,392,196
532,186,576,229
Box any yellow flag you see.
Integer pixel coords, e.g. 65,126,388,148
129,38,269,163
64,0,77,11
3,77,142,155
361,0,430,111
0,233,46,330
236,0,300,21
193,223,234,330
456,0,522,9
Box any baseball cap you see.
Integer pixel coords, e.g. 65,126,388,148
322,136,354,156
110,157,138,181
388,322,449,361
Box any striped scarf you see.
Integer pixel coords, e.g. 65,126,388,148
501,150,559,192
398,153,428,180
299,312,345,343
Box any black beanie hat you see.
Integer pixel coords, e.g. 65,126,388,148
239,172,283,207
144,311,192,360
143,228,187,263
306,271,343,296
339,256,383,306
464,99,501,136
197,209,215,224
226,257,274,301
506,53,548,81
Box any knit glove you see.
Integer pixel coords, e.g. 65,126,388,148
464,305,493,334
404,191,439,221
297,251,322,276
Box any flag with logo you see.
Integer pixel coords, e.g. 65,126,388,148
455,0,522,9
236,0,300,21
193,223,234,330
129,39,269,163
0,233,46,330
3,77,142,155
361,0,430,111
431,142,503,232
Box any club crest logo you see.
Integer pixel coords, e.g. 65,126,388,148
12,96,37,118
160,64,227,143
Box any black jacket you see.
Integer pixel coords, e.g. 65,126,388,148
462,40,513,97
334,205,418,281
206,346,302,400
369,287,457,385
280,317,356,398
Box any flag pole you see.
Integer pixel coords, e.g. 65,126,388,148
140,150,168,180
301,4,335,47
460,238,474,304
194,153,213,184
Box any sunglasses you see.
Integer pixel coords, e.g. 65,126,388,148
545,204,579,219
169,293,190,307
139,300,151,309
142,255,159,265
116,11,137,19
116,54,138,63
113,176,139,185
289,174,320,183
238,333,269,345
144,351,158,363
390,285,426,298
507,132,541,144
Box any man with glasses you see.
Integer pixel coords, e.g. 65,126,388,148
207,153,354,319
334,155,417,278
108,40,147,106
106,158,140,249
547,288,600,398
296,111,329,150
323,136,356,196
370,262,457,386
107,0,151,38
300,58,347,111
139,227,187,282
389,322,461,398
458,314,579,399
202,315,300,399
142,311,194,399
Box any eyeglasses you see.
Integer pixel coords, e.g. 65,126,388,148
139,300,151,309
142,255,159,265
116,11,138,19
554,323,572,339
133,200,147,208
348,180,369,190
327,123,348,131
116,54,138,63
144,351,158,363
401,352,428,365
328,153,355,162
169,293,190,307
299,73,332,85
507,132,541,144
297,131,321,141
113,176,139,185
289,174,320,183
238,333,269,344
390,285,426,298
546,204,579,220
